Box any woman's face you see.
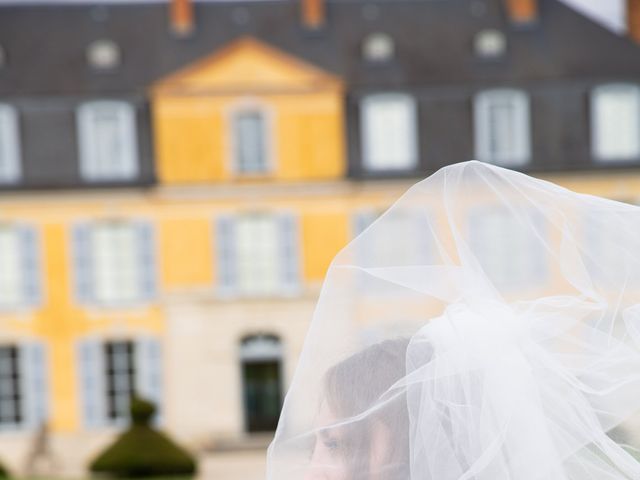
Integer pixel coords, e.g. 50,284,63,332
303,400,390,480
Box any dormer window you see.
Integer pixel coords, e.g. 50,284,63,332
362,33,395,63
77,101,139,182
474,30,506,58
87,40,121,71
591,83,640,162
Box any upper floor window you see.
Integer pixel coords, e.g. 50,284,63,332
86,40,121,71
72,220,156,306
360,93,418,172
0,104,21,184
77,336,162,428
0,224,41,310
362,33,395,63
77,101,139,182
231,107,270,175
591,83,640,162
0,342,48,432
215,213,300,298
474,30,507,59
474,89,531,167
468,207,546,289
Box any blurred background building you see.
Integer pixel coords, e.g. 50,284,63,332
0,0,640,478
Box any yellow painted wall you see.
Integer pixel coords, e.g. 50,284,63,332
0,170,639,433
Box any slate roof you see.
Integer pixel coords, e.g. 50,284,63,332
1,0,640,96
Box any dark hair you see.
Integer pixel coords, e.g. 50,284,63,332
322,337,413,480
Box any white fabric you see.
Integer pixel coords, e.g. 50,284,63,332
266,160,640,480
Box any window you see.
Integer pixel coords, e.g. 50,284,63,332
361,94,418,171
0,346,22,427
86,40,121,71
474,89,531,167
240,335,282,432
72,220,156,306
231,109,269,174
0,224,41,310
77,337,162,428
104,341,135,422
474,30,507,58
0,104,21,184
353,208,433,267
468,207,546,289
215,213,300,297
0,343,48,431
77,101,139,181
591,84,640,161
362,33,395,63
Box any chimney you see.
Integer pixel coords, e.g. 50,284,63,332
170,0,194,36
504,0,538,24
628,0,640,43
301,0,325,30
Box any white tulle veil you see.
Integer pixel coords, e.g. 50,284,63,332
266,160,640,480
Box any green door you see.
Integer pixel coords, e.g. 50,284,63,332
243,361,282,432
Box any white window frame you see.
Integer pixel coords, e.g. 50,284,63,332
474,88,531,167
590,83,640,162
226,100,275,176
0,104,21,184
360,93,419,172
77,100,139,182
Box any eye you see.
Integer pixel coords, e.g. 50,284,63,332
323,437,339,452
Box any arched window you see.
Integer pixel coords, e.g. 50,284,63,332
360,93,418,172
240,335,282,432
474,89,531,167
77,100,139,181
591,83,640,162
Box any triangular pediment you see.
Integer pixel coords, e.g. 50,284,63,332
152,36,341,95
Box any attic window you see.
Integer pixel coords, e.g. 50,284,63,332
362,33,394,63
474,30,506,58
87,40,121,70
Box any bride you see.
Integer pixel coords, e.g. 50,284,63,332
266,161,640,480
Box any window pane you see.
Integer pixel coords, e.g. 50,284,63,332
92,223,141,304
0,346,21,426
0,105,20,184
475,90,530,167
234,110,267,173
362,95,417,171
593,85,640,160
236,216,280,295
79,102,138,181
104,340,135,421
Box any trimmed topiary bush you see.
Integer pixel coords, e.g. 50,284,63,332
90,396,196,478
0,459,8,478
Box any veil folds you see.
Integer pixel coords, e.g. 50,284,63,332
266,161,640,480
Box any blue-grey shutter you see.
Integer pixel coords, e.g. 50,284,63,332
72,224,93,305
278,213,300,296
19,226,42,307
77,338,106,428
19,342,48,430
354,211,378,265
136,222,157,302
135,336,163,427
216,216,237,297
